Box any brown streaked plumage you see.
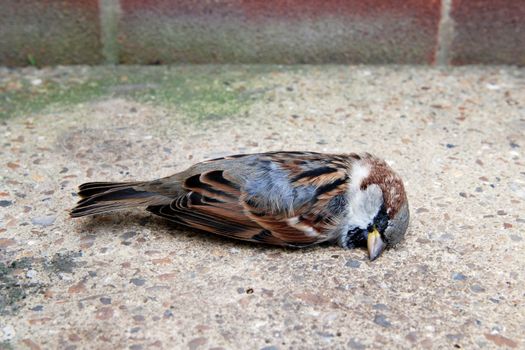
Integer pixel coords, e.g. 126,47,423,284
71,151,409,260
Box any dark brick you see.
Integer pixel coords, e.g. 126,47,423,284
0,0,103,66
118,0,441,64
450,0,525,65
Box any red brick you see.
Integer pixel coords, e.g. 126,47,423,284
118,0,441,64
0,0,102,66
450,0,525,65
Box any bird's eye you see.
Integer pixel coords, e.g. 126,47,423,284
374,204,389,233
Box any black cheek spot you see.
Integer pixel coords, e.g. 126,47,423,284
346,227,367,248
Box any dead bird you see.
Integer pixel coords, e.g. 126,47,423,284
71,151,409,260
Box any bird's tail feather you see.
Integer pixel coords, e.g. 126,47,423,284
71,181,166,217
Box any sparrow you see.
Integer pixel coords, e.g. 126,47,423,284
71,151,409,260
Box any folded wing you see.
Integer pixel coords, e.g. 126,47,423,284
147,152,350,247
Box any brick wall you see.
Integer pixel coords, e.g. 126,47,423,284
0,0,524,66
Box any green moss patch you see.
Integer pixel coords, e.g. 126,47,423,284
0,65,287,121
0,258,44,316
0,251,85,315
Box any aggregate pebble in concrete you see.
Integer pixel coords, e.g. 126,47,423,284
0,65,524,349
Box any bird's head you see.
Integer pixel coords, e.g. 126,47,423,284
341,154,410,260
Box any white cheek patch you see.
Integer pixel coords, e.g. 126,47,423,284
346,184,383,230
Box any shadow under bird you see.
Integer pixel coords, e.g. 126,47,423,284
71,151,409,260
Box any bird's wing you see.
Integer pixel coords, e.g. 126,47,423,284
147,152,351,246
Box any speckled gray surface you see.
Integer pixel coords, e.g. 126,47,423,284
1,66,524,349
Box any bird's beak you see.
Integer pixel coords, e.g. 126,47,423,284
367,227,385,261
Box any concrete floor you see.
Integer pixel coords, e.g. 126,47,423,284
0,65,524,349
